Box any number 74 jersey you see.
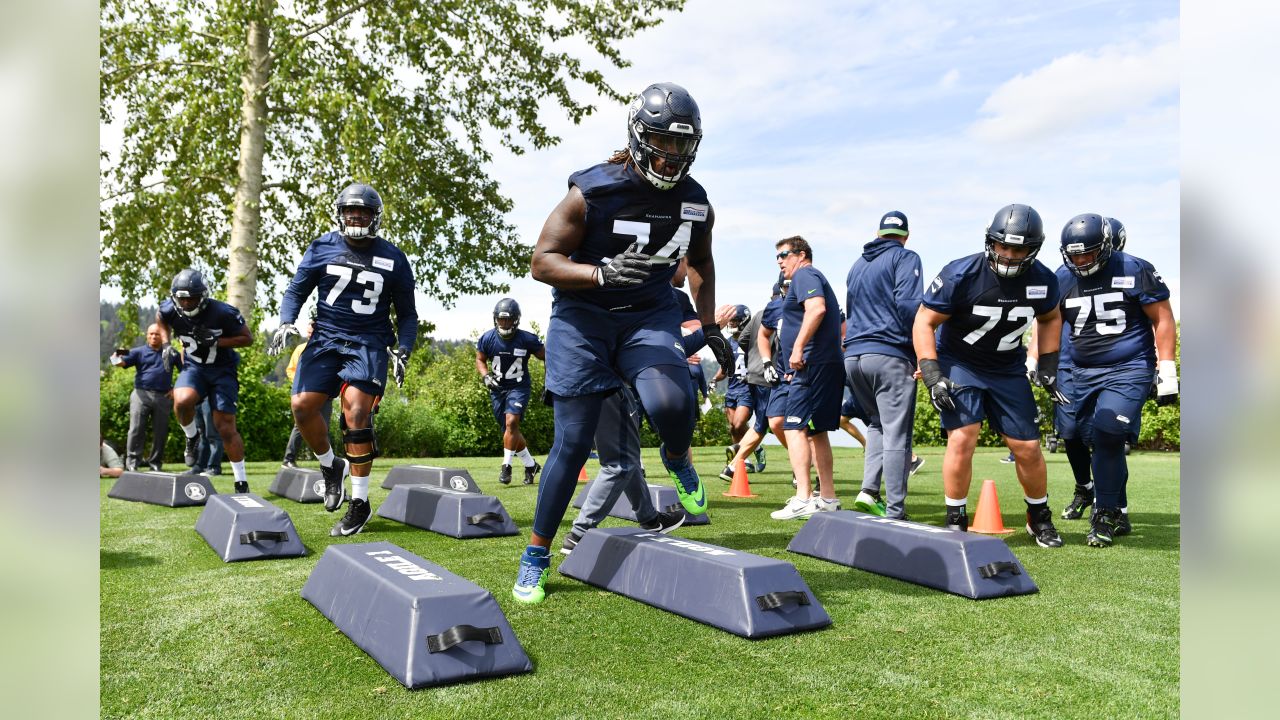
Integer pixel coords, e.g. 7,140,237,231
924,252,1061,374
1056,251,1169,368
280,231,419,350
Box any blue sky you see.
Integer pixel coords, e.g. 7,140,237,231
425,0,1180,339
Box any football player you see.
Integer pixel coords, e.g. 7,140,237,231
270,183,419,537
913,204,1067,547
1049,214,1176,546
512,82,732,604
718,304,754,460
476,298,546,485
156,269,253,492
722,278,787,482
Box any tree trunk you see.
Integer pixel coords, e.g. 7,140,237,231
226,0,274,316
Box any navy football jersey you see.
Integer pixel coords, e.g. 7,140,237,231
158,298,247,368
728,338,748,384
924,252,1061,374
557,162,711,310
280,232,419,350
780,265,844,366
477,328,544,390
761,296,788,372
1056,251,1169,369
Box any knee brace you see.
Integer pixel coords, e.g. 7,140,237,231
340,413,380,466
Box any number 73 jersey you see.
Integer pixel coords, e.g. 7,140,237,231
1056,251,1169,369
924,252,1061,374
280,231,418,350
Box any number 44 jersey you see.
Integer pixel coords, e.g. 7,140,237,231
477,328,544,390
1057,251,1169,369
924,252,1061,374
280,231,419,350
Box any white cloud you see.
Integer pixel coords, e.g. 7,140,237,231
970,36,1178,143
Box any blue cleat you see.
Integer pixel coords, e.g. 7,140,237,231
659,445,707,516
512,545,551,604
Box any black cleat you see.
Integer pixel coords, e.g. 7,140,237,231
184,432,202,467
523,461,541,485
321,458,348,512
281,460,298,469
330,498,371,537
1026,505,1064,547
718,464,734,483
754,446,766,472
1061,485,1094,520
639,507,686,534
560,530,583,555
498,464,513,485
1113,511,1132,536
1087,508,1120,547
945,507,968,533
233,480,249,494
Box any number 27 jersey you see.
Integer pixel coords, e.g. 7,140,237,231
923,252,1060,374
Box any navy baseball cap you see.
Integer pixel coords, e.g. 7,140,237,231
878,211,909,237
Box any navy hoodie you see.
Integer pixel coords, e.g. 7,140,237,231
842,237,923,363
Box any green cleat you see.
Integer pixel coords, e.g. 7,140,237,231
854,490,887,517
660,444,707,516
512,546,550,604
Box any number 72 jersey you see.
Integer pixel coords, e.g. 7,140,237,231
280,231,419,350
924,252,1061,374
1056,251,1169,368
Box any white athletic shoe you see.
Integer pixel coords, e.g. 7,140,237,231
770,496,814,520
809,496,841,513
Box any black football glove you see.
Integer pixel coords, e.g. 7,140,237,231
268,323,299,356
1031,351,1071,405
190,325,217,349
762,363,781,387
389,347,410,388
482,370,501,390
161,345,180,369
702,324,734,372
1155,360,1178,406
919,358,958,413
595,246,652,288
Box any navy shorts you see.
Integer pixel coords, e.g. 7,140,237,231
840,387,866,422
292,338,388,398
782,362,844,434
1072,364,1153,445
765,382,791,419
490,386,532,430
723,381,753,410
176,362,239,414
936,356,1039,440
544,298,688,397
749,384,772,433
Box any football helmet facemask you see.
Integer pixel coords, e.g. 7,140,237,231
335,183,383,245
1060,213,1114,278
170,268,209,318
627,82,702,190
493,298,521,339
985,203,1046,278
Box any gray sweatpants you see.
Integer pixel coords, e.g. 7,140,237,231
845,354,917,519
570,388,658,535
127,388,171,469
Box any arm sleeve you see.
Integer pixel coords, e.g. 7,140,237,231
391,261,419,351
122,348,141,369
683,328,706,355
791,267,823,302
279,243,323,325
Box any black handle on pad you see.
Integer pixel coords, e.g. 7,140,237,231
756,591,810,611
426,624,503,653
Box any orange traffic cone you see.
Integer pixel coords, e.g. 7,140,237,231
969,479,1013,534
577,465,590,483
723,458,758,498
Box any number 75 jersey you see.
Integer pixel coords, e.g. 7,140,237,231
280,231,419,350
924,252,1060,374
1056,251,1169,369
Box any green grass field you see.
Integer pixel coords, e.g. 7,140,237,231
100,446,1179,719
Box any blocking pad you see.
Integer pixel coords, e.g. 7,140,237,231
301,541,532,688
557,527,830,638
376,484,518,538
381,464,481,493
108,471,216,507
194,492,307,562
571,479,710,526
268,466,324,503
786,510,1038,599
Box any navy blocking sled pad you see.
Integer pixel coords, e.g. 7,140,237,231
376,484,519,538
108,470,216,507
194,492,307,562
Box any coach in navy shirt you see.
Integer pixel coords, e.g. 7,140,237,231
843,211,923,520
110,323,180,471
